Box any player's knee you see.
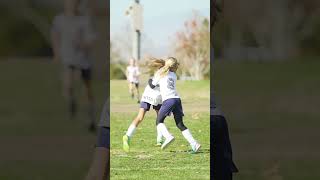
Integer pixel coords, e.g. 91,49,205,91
176,121,187,131
156,119,161,125
135,116,143,123
156,117,164,125
137,117,143,123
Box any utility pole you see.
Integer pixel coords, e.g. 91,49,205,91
126,0,143,61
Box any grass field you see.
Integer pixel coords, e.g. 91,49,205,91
1,59,320,180
110,80,210,180
0,59,107,180
214,60,320,180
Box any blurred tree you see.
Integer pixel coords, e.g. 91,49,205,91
86,0,108,81
0,0,109,82
0,0,56,57
173,13,210,80
215,0,320,61
110,42,126,79
0,0,60,44
112,23,133,61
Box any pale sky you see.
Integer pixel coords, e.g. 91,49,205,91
111,0,210,57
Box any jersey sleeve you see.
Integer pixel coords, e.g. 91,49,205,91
152,71,160,86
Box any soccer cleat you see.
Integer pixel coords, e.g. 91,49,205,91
123,135,130,152
155,139,164,146
161,136,175,150
191,142,201,153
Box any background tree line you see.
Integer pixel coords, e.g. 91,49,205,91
214,0,320,61
111,12,210,80
0,0,108,80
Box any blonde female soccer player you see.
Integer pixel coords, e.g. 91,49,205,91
126,58,140,103
122,58,165,152
149,57,201,153
51,0,97,131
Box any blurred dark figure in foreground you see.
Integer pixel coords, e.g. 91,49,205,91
84,0,110,179
211,114,238,180
211,0,238,179
51,0,97,131
85,99,110,180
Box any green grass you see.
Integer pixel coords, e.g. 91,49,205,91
214,60,320,180
110,80,210,179
0,59,107,179
2,58,319,179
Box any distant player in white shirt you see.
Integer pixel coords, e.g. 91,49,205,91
51,0,97,131
149,57,201,153
126,58,140,103
122,58,165,152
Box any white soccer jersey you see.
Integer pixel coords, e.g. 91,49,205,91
141,85,162,106
152,71,180,101
126,66,140,83
52,14,96,69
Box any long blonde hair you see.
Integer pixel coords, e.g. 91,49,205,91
158,57,180,77
145,57,166,75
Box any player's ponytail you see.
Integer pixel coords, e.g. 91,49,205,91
159,57,180,77
147,57,165,70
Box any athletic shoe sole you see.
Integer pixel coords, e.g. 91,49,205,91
155,139,164,146
191,143,201,154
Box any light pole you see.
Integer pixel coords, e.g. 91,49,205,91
126,0,143,61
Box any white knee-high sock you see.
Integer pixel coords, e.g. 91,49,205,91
156,127,163,142
157,123,172,139
182,129,197,145
126,124,136,137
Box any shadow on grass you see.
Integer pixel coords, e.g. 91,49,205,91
168,148,210,154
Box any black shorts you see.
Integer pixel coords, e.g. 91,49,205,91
68,65,92,81
96,127,110,149
130,82,139,88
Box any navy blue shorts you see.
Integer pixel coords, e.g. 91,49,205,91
158,98,184,118
140,101,162,111
130,82,139,88
96,127,110,149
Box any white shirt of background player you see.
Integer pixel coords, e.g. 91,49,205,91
126,66,140,83
126,59,140,83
